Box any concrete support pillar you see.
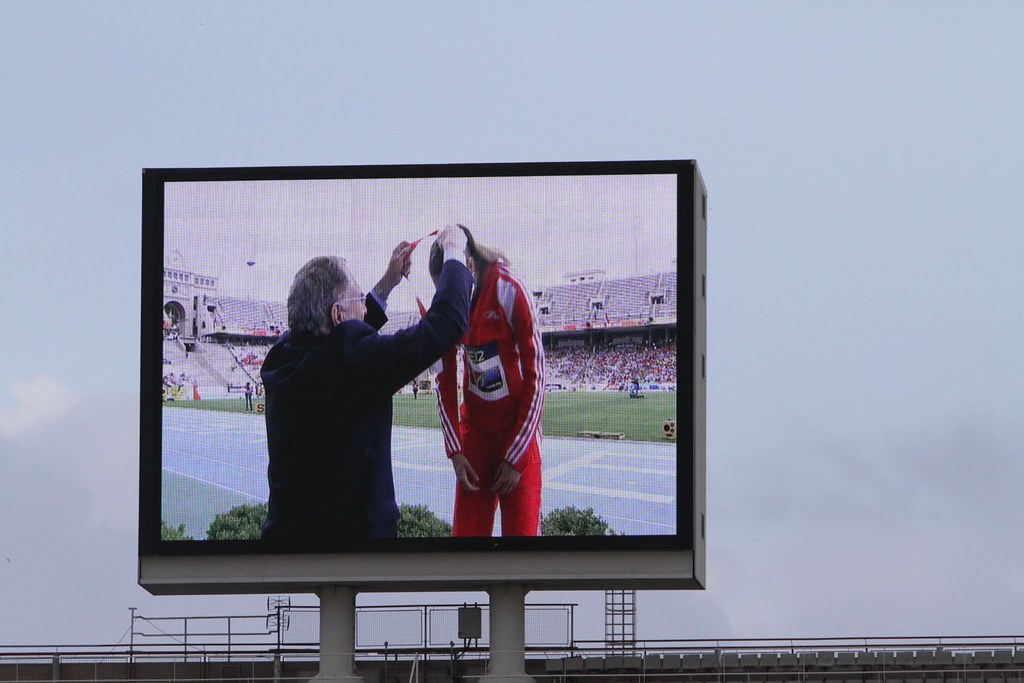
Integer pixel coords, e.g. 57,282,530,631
482,584,534,683
313,586,362,683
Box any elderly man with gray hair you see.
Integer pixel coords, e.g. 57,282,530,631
260,225,472,546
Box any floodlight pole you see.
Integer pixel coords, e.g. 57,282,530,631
314,585,361,683
482,584,535,683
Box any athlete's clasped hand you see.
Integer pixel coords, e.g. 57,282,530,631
450,453,480,492
450,454,522,495
491,461,522,495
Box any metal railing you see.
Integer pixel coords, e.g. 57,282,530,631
3,603,1024,683
4,634,1023,662
0,601,576,663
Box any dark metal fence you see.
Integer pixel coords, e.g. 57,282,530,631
2,604,1024,683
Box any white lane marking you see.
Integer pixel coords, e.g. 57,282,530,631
545,481,673,505
394,461,451,473
163,467,265,502
163,447,266,475
543,453,604,481
584,463,675,477
633,453,676,464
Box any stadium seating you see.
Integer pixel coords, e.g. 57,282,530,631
162,339,268,398
534,272,678,329
379,310,420,335
601,274,659,322
545,342,676,389
267,301,287,329
211,297,265,329
208,296,284,334
540,280,603,327
225,343,272,384
198,269,678,339
162,341,225,398
169,271,678,395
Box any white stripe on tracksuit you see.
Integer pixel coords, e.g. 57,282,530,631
496,269,545,467
435,356,463,454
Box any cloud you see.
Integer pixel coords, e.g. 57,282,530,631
1,390,1021,646
663,416,1024,638
0,390,262,645
0,375,77,439
1,386,138,534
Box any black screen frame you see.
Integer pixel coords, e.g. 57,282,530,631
139,159,697,558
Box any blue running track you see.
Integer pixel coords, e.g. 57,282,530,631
162,408,676,540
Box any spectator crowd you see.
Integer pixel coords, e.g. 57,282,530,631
545,341,676,388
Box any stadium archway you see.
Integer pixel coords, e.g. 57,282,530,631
163,301,187,327
163,300,192,339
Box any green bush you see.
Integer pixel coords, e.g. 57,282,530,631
398,504,452,538
161,520,194,541
541,506,615,536
207,503,267,540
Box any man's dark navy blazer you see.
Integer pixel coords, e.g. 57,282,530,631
260,259,472,546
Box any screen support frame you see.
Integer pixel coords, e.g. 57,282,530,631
140,160,707,591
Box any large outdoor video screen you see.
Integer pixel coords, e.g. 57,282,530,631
141,161,699,556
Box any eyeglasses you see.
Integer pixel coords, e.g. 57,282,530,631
338,293,367,307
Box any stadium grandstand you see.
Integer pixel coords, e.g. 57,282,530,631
4,602,1022,683
162,266,679,400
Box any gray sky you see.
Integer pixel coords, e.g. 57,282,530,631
2,1,1024,646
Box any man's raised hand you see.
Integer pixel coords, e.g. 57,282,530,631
373,240,412,301
437,224,468,262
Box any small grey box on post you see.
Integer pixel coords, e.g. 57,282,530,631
458,606,483,640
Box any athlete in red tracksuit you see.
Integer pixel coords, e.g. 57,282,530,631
429,228,545,536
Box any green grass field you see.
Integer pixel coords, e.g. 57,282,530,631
392,391,675,442
167,391,676,442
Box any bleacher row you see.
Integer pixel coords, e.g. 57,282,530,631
209,296,285,332
538,271,677,328
379,310,422,336
161,339,271,396
545,648,1024,679
201,271,677,340
378,271,679,336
